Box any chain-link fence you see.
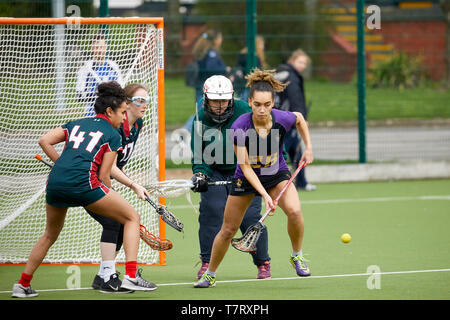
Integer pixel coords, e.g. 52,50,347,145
162,0,450,164
1,0,449,164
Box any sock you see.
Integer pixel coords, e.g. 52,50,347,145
125,261,137,278
99,260,116,281
18,272,33,288
205,269,216,277
292,249,303,257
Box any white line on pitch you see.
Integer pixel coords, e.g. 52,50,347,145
1,268,449,294
158,268,450,287
168,195,450,209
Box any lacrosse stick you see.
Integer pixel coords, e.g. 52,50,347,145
34,154,171,249
144,179,232,198
35,154,53,168
231,161,307,253
145,194,184,232
145,179,233,216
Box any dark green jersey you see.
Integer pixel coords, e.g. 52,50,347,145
191,99,252,176
47,114,123,191
116,115,143,170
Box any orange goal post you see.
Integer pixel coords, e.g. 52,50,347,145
0,17,166,265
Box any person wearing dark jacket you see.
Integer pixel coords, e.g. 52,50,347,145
192,30,227,103
276,49,316,191
232,35,267,100
183,30,228,132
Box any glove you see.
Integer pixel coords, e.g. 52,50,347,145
191,172,208,192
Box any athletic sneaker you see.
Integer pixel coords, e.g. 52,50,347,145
196,261,209,280
300,184,317,191
91,274,104,290
256,261,271,279
11,283,38,298
289,255,311,277
100,273,134,294
194,273,216,288
120,268,157,292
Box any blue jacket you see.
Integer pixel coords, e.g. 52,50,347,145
197,49,227,88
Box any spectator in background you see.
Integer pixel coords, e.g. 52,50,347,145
231,35,267,101
184,29,228,132
276,49,316,191
192,29,227,104
76,34,124,117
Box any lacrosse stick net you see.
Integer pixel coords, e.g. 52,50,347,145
145,195,185,232
145,179,233,216
139,224,173,251
145,179,194,198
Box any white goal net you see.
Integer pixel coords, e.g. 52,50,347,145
0,18,165,265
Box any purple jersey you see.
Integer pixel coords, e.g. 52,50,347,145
230,108,297,178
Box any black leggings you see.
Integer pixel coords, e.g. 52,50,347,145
86,209,124,252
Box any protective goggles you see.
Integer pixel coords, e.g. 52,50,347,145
128,96,150,106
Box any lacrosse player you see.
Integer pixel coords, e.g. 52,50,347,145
86,84,170,294
12,82,156,298
190,75,272,281
195,69,313,288
76,34,124,117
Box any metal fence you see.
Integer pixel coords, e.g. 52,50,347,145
162,0,450,164
1,0,449,164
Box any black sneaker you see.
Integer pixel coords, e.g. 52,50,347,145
100,273,134,294
91,274,104,290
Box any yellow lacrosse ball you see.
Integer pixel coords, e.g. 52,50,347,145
341,233,351,243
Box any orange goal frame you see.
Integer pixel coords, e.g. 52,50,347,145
0,17,166,266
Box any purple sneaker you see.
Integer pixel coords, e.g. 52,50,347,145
289,255,311,277
194,273,216,288
257,261,271,279
197,261,209,280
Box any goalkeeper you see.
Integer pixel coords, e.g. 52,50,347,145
190,75,271,280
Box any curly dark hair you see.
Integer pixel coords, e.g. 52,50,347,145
245,68,288,100
94,81,127,115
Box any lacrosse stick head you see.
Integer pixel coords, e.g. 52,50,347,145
145,179,193,198
139,224,173,251
231,222,266,253
157,205,184,233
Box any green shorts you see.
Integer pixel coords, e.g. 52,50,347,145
46,185,110,208
231,170,291,196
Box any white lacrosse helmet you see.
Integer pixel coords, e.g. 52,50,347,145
202,75,235,124
203,75,234,100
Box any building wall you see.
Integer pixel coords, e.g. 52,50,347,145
374,20,446,81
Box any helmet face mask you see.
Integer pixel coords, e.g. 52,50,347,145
203,75,234,124
204,98,234,124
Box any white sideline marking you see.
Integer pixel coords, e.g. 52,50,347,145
1,268,449,294
168,195,450,210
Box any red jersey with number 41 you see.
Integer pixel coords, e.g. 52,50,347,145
46,114,123,191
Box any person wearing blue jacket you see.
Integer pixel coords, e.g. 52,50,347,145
183,30,228,132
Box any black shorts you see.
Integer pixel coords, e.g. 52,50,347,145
230,170,291,196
